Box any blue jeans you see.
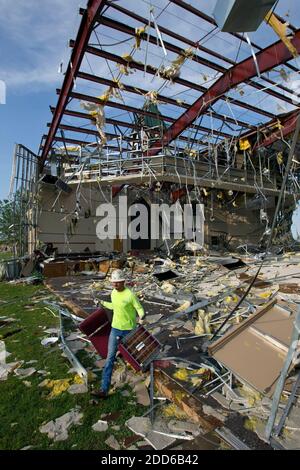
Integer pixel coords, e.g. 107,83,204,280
101,328,131,393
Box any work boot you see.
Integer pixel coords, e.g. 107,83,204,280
91,389,108,399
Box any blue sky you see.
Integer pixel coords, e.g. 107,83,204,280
0,0,82,200
0,0,299,239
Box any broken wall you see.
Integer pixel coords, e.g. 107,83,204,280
206,206,274,248
37,184,113,253
36,181,284,254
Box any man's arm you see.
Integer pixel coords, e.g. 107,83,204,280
131,292,145,319
100,300,113,310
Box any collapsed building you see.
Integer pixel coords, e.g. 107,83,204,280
9,0,300,257
6,0,300,451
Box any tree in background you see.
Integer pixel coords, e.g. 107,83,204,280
0,195,22,252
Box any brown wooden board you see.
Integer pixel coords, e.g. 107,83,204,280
154,368,222,431
43,261,67,278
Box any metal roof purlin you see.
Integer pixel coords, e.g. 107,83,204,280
254,110,300,149
58,89,232,139
42,1,300,166
78,42,274,119
103,4,298,106
75,70,253,130
169,0,299,74
49,121,207,146
147,30,300,156
40,0,107,169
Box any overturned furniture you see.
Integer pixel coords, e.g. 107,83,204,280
79,308,161,371
79,307,112,358
119,325,161,372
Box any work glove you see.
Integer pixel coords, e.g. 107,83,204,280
138,317,145,325
94,298,103,307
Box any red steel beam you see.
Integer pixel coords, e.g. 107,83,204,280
255,111,300,149
56,89,233,139
43,135,97,147
198,109,300,156
51,106,138,129
51,105,222,147
50,121,203,146
41,134,121,151
78,41,274,119
56,107,214,148
51,123,126,141
99,16,225,74
76,70,253,130
148,30,300,156
240,109,299,142
40,0,107,168
63,89,174,122
102,6,296,106
169,0,299,74
45,108,300,154
57,89,232,139
103,4,232,66
74,42,208,95
88,17,274,118
78,71,189,108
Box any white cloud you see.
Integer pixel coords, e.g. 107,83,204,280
0,0,83,89
2,68,60,89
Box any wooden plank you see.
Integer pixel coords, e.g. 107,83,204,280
154,368,222,431
43,261,67,278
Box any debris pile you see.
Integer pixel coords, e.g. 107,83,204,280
2,240,300,450
34,250,300,449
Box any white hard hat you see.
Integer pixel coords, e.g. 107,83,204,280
111,269,126,283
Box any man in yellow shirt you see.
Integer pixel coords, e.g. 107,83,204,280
92,269,145,399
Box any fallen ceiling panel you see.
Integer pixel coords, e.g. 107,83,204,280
208,299,300,397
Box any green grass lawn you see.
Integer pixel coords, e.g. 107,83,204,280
0,282,145,450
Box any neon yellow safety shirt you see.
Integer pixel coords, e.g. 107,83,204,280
101,287,145,331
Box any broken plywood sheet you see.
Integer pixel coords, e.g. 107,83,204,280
251,302,297,350
209,299,299,397
238,272,272,288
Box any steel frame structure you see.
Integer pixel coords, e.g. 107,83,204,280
41,0,300,168
148,31,300,156
10,145,39,257
41,0,107,168
107,2,297,96
53,89,232,139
